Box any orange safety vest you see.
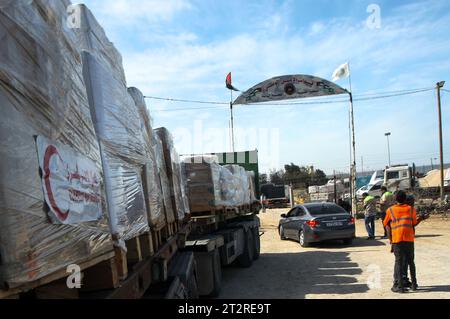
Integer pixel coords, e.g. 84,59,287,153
383,204,418,244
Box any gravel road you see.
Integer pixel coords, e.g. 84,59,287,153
219,209,450,299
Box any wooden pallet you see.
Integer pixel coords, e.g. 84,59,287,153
0,250,118,299
82,223,189,299
115,232,155,280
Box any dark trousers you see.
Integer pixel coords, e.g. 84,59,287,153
393,242,417,288
365,216,375,238
380,212,387,237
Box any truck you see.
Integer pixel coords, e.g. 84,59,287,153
0,1,261,300
260,184,290,208
308,180,346,203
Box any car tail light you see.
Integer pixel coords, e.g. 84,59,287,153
306,220,319,228
348,217,356,225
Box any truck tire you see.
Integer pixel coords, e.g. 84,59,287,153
209,249,222,298
237,229,254,268
252,227,261,260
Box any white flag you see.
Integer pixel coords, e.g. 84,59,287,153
332,62,350,82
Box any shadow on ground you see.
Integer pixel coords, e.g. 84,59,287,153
220,250,369,299
415,285,450,293
283,237,386,249
415,234,443,239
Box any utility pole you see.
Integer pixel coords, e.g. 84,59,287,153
431,158,437,171
361,157,364,175
437,81,446,201
333,171,337,204
385,132,391,167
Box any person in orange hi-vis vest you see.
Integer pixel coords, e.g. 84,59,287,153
383,190,426,293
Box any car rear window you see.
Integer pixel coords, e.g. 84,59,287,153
307,204,349,216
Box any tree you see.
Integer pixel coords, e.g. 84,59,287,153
284,163,310,187
259,173,268,185
269,169,284,185
312,169,328,186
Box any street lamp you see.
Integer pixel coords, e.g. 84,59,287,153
431,157,438,170
437,81,445,201
385,132,392,167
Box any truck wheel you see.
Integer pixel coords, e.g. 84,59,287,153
209,249,222,298
238,229,254,268
253,227,261,260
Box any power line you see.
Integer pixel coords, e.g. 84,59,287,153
144,96,228,105
145,87,434,112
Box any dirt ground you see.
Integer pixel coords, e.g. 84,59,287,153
220,209,450,299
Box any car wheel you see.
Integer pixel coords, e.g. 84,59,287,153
299,230,309,248
343,238,353,245
279,226,287,240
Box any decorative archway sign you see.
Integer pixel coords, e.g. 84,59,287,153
231,74,358,215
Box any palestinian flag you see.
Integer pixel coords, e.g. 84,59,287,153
226,72,239,91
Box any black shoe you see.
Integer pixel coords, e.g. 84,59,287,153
391,286,406,293
411,284,418,291
403,280,412,289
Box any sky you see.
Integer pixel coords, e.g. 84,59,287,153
80,0,450,175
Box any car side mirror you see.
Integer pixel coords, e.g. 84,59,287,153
281,214,287,218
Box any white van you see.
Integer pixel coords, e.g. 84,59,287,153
356,180,384,198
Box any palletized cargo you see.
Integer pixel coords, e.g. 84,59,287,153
0,0,114,291
154,128,189,222
0,0,262,300
182,156,223,213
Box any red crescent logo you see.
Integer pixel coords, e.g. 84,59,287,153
43,145,70,222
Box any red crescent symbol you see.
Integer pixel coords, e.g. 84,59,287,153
43,145,70,222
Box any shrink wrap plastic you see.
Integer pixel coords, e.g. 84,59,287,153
82,51,149,244
0,0,113,289
128,87,165,230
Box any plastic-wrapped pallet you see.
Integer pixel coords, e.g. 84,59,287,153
308,186,320,194
128,87,165,230
73,4,127,86
154,134,176,224
224,165,250,206
82,51,149,245
179,161,191,217
182,156,223,212
246,171,257,203
0,0,113,289
154,128,187,221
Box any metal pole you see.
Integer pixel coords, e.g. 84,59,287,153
437,81,445,201
230,90,235,153
347,63,356,214
349,92,357,216
387,134,391,166
334,171,337,204
361,157,364,175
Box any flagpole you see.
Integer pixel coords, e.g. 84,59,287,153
230,89,235,153
347,63,357,217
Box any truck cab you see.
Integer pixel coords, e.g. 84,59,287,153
384,165,414,191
